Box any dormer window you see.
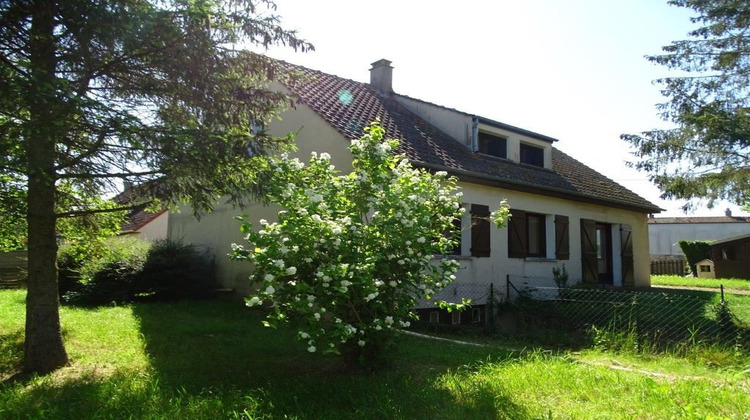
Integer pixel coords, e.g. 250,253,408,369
520,143,544,167
478,132,507,159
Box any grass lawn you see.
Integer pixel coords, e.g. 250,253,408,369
652,274,750,292
2,289,749,419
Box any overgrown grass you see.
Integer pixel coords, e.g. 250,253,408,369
2,289,749,419
652,274,750,291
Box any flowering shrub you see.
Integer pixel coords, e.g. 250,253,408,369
232,121,508,364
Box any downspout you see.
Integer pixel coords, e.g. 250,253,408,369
471,116,479,152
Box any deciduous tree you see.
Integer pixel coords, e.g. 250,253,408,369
621,0,750,209
0,0,311,373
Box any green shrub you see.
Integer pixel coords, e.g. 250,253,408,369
57,244,84,297
62,236,151,306
59,237,214,305
678,240,712,277
133,239,215,301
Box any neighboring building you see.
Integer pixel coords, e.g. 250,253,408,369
710,234,750,280
119,206,168,242
115,184,168,242
168,58,662,298
648,209,750,256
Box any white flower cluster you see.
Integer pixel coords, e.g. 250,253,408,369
231,121,471,358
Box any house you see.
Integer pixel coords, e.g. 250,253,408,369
710,234,750,279
648,209,750,257
115,184,168,242
168,58,662,300
119,206,168,242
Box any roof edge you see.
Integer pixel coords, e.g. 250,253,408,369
414,160,664,214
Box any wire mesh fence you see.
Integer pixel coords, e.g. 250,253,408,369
418,275,749,351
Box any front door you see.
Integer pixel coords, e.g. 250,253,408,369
596,223,613,284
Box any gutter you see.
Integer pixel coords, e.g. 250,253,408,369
471,116,479,152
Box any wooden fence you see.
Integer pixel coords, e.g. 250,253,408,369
0,250,28,289
650,256,686,276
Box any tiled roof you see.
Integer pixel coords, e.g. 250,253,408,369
281,61,662,213
648,216,750,224
113,187,166,233
120,206,166,233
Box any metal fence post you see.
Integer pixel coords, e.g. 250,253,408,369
506,274,510,302
488,282,495,331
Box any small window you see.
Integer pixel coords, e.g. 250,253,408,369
444,216,462,255
527,213,546,257
471,204,491,257
451,311,461,325
520,143,544,167
699,265,711,272
429,311,439,323
508,209,547,258
721,247,737,260
478,132,507,158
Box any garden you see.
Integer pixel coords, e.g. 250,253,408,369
2,288,749,419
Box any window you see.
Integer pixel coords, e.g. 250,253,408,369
520,143,544,167
444,216,462,255
478,132,507,158
471,204,491,257
429,311,439,323
451,310,461,325
526,213,546,257
721,247,737,260
508,209,556,258
699,264,712,273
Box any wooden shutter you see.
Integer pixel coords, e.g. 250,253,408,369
580,219,598,284
554,215,570,260
620,224,634,287
507,209,527,258
470,204,491,257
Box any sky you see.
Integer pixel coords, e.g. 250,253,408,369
256,0,746,218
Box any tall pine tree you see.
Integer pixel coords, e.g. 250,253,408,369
0,0,312,373
622,0,750,210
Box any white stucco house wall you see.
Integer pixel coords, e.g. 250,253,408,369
168,58,662,301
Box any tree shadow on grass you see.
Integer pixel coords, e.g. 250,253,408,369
129,299,535,419
0,330,24,382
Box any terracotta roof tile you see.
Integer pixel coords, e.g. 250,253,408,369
281,61,661,213
120,206,166,233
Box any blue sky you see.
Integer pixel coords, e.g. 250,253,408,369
259,0,745,217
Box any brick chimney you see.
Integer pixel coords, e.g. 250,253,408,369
369,59,393,94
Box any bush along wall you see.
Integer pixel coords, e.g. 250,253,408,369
133,239,215,301
59,237,215,306
678,240,712,277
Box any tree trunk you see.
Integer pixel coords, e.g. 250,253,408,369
24,0,68,374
